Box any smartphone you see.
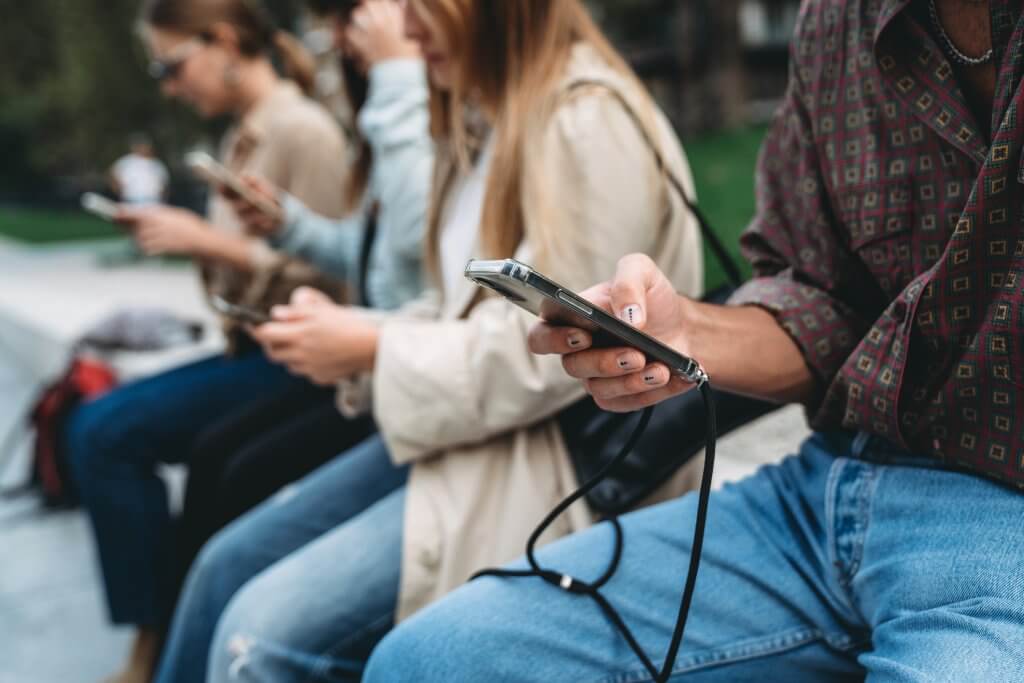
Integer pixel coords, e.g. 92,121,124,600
209,295,272,325
185,151,283,220
81,192,123,221
464,258,707,385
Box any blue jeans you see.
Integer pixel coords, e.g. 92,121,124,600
153,435,408,683
366,431,1024,682
66,349,302,626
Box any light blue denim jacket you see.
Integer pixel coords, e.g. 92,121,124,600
271,59,432,310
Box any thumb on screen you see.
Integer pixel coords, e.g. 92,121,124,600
609,253,660,330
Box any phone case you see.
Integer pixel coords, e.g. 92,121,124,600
185,152,282,219
209,296,271,325
464,258,707,384
81,193,121,221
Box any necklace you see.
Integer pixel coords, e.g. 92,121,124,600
928,0,994,66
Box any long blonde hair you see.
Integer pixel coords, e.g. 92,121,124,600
412,0,662,277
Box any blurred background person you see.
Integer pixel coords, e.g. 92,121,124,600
169,0,432,646
109,135,169,206
63,0,350,681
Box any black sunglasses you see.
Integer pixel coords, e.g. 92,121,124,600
148,38,204,81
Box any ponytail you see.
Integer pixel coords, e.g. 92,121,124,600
273,30,317,96
143,0,318,96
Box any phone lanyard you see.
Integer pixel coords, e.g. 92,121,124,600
472,381,717,682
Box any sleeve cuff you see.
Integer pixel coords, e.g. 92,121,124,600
269,192,306,250
366,59,427,93
729,274,863,386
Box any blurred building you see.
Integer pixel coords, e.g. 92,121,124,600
590,0,800,134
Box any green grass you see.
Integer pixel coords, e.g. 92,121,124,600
0,127,769,288
684,125,769,290
0,207,120,243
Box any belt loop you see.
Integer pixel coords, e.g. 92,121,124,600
850,431,873,459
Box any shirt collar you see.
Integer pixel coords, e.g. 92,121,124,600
874,0,913,46
875,0,1019,49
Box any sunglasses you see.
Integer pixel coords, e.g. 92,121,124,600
148,38,205,82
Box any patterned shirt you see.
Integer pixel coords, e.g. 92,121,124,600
731,0,1024,488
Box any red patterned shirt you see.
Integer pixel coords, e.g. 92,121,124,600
731,0,1024,487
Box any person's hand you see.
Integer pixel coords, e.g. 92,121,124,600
345,0,421,70
222,176,283,238
250,287,380,385
118,205,210,257
528,254,696,413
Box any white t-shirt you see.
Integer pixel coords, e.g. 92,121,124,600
111,154,169,205
439,137,495,299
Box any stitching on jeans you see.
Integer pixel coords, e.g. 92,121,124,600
303,610,397,682
824,457,845,578
844,465,878,582
594,626,846,683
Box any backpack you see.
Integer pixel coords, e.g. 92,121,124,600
29,356,117,507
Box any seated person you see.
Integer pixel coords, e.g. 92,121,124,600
171,0,432,624
364,0,1024,680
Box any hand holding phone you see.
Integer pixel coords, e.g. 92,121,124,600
185,151,283,221
466,256,705,413
81,192,124,222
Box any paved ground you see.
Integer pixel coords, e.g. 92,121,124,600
0,239,813,683
0,239,217,683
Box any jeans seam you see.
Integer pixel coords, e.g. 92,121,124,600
594,626,848,683
844,465,877,581
302,609,397,683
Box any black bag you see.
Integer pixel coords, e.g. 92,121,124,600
558,81,779,516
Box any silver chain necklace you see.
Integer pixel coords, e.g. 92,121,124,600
928,0,994,66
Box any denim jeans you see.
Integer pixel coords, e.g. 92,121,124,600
366,431,1024,682
153,435,408,683
66,349,303,626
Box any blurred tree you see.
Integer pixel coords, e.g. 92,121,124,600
0,0,779,204
0,0,301,205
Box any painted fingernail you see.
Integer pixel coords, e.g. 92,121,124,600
644,374,660,385
568,333,584,348
620,305,643,326
618,354,635,369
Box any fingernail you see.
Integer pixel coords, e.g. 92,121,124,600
618,354,635,369
567,332,585,348
644,374,660,386
620,305,643,326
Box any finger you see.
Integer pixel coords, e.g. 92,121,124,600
561,347,647,380
291,286,332,307
576,282,613,313
116,206,148,223
583,363,672,401
254,322,300,345
527,323,592,355
269,305,310,323
594,377,694,413
609,253,661,329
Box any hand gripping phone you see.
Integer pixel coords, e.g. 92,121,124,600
81,192,123,221
464,258,707,385
209,295,272,325
185,151,283,220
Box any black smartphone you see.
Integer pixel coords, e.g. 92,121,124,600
209,295,272,325
464,258,707,385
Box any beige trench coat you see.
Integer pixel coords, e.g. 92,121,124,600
341,45,705,621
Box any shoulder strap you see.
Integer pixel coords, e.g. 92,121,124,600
565,80,744,288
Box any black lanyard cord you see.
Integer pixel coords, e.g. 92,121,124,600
472,381,718,683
